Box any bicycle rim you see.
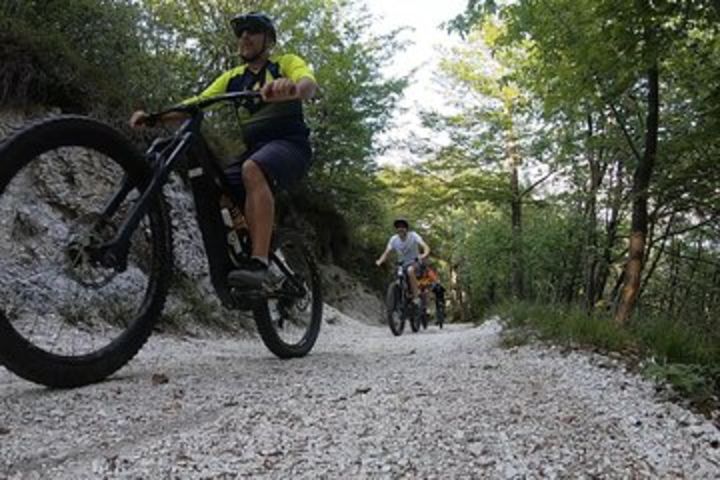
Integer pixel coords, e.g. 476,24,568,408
0,116,171,387
386,283,404,336
253,234,322,358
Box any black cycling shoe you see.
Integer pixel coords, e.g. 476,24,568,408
227,258,285,292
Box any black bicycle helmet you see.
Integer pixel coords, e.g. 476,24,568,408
230,12,277,43
393,218,409,229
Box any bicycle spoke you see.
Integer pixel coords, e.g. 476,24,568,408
0,143,154,357
0,116,174,387
254,237,322,357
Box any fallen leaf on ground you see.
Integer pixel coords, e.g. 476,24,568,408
152,373,170,385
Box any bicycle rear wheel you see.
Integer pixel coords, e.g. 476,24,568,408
0,116,172,387
386,282,404,336
435,286,445,328
436,299,445,329
420,294,429,330
253,232,322,358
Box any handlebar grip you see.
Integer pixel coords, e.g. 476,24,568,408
264,84,297,100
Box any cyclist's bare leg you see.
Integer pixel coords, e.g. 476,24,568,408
407,264,420,299
242,160,273,259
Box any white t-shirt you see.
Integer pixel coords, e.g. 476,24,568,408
387,231,424,266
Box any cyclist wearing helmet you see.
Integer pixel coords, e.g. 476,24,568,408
375,218,431,306
130,12,318,289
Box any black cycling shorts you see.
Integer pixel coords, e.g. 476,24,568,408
224,136,312,196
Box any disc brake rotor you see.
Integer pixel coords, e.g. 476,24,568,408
63,213,117,288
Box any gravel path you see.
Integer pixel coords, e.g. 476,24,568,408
2,311,720,479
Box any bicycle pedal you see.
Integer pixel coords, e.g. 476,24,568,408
229,286,265,306
230,283,284,300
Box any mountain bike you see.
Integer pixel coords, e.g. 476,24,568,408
385,262,420,336
417,263,445,329
0,91,322,388
416,284,446,330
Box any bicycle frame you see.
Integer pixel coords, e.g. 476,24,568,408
88,91,299,308
394,263,412,313
93,114,198,270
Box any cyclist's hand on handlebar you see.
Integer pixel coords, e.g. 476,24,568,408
129,110,151,129
261,79,298,102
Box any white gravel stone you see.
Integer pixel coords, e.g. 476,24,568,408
1,316,720,478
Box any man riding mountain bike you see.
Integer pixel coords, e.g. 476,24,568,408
375,218,431,307
129,12,318,291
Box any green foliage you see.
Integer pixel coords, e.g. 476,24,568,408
0,0,201,114
499,328,532,349
379,165,505,250
495,301,634,353
632,314,720,366
456,204,588,315
461,211,511,311
643,362,720,413
641,239,720,329
438,0,720,321
1,0,136,111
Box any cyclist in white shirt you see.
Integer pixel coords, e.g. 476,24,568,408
375,218,431,306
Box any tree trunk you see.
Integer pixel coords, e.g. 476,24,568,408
596,157,624,306
709,265,720,323
583,114,605,311
450,264,465,322
665,240,680,315
676,240,702,317
614,63,659,324
509,140,524,300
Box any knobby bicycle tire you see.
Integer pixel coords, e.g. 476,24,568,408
386,282,404,336
252,232,322,358
0,116,172,387
410,302,421,333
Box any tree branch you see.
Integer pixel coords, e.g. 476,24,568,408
520,169,558,197
640,214,676,295
665,251,720,269
665,217,719,239
608,102,643,163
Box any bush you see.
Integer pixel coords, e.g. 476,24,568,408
0,0,183,114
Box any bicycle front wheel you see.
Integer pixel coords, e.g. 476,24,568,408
0,116,172,388
386,282,404,336
253,232,322,358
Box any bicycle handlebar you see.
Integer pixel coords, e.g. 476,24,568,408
144,91,263,126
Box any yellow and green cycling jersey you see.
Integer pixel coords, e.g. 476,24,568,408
183,53,316,146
